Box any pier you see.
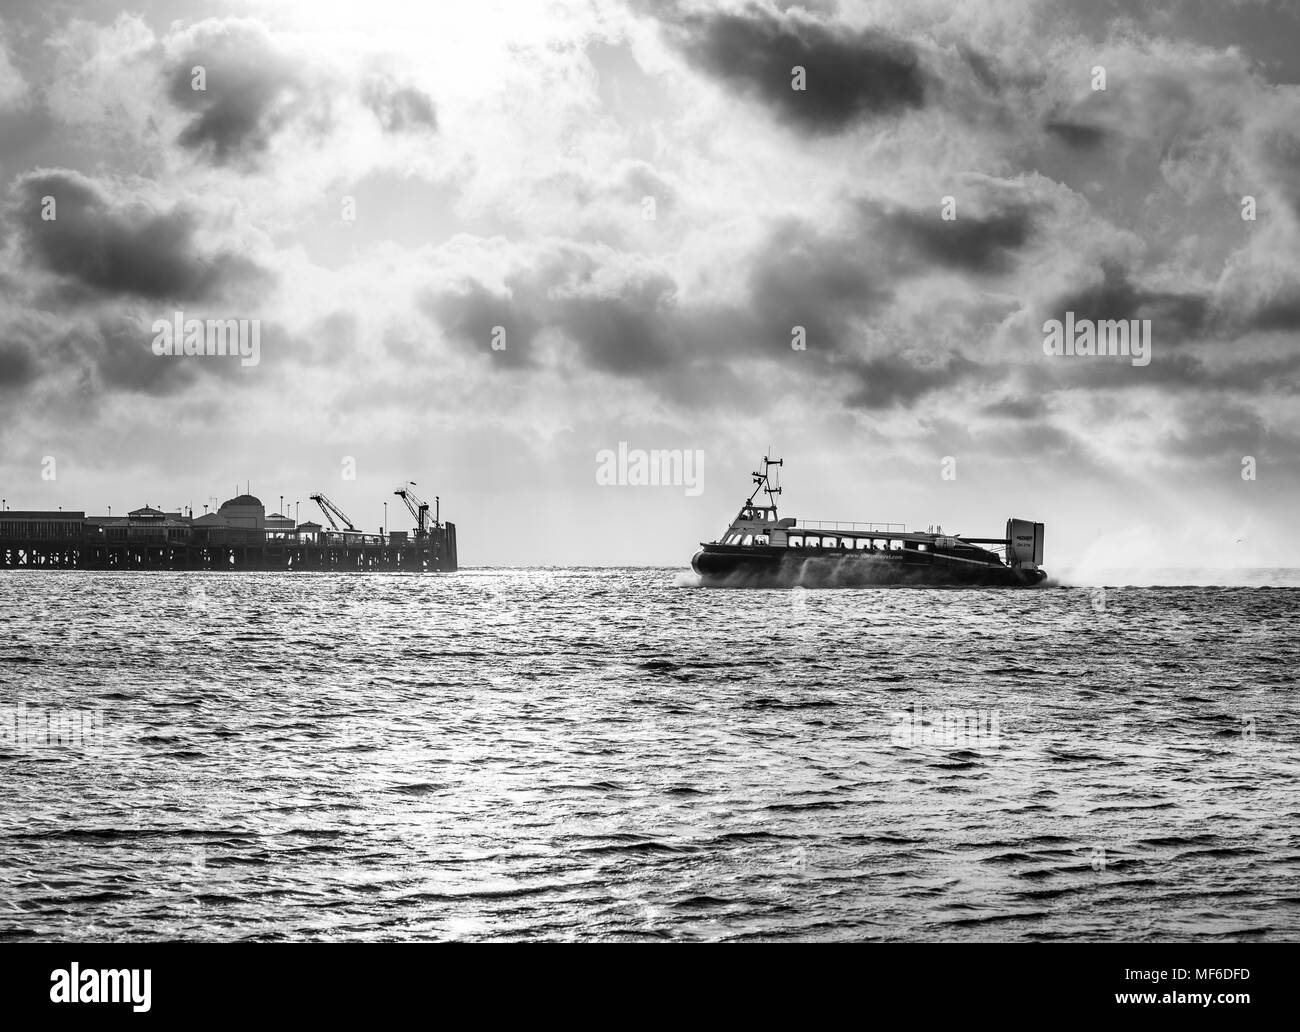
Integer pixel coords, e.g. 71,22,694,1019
0,493,458,572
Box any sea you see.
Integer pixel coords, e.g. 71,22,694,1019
1,568,1297,941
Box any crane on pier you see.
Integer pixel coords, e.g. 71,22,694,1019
394,482,435,539
309,492,358,532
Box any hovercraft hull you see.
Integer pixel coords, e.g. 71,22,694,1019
691,543,1046,588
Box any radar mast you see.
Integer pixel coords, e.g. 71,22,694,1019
746,455,783,509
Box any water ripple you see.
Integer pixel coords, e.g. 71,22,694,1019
0,569,1297,941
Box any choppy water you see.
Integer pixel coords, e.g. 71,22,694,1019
1,569,1297,941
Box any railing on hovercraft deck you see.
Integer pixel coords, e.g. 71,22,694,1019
796,520,907,533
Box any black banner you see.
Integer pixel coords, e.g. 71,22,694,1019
0,943,1289,1023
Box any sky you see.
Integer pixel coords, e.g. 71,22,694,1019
0,0,1297,574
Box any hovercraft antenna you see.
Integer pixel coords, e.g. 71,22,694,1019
746,454,783,506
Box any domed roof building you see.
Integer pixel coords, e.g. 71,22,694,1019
215,493,265,529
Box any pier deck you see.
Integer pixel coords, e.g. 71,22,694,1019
0,524,457,572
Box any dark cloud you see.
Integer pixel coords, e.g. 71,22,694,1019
1044,119,1108,149
166,22,304,163
418,182,1040,420
1024,332,1300,395
426,256,682,376
1058,0,1300,87
41,312,278,400
423,280,541,369
1190,353,1300,394
1255,121,1300,220
422,196,1025,407
76,315,201,396
739,198,1035,373
0,310,206,408
880,203,1037,274
363,80,437,133
664,4,924,132
1247,290,1300,332
553,273,678,374
9,169,264,304
1046,257,1300,360
742,208,1022,406
959,45,1003,95
1163,399,1269,461
0,104,53,167
746,216,892,356
983,395,1046,419
0,340,37,390
1051,262,1211,342
843,353,991,410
